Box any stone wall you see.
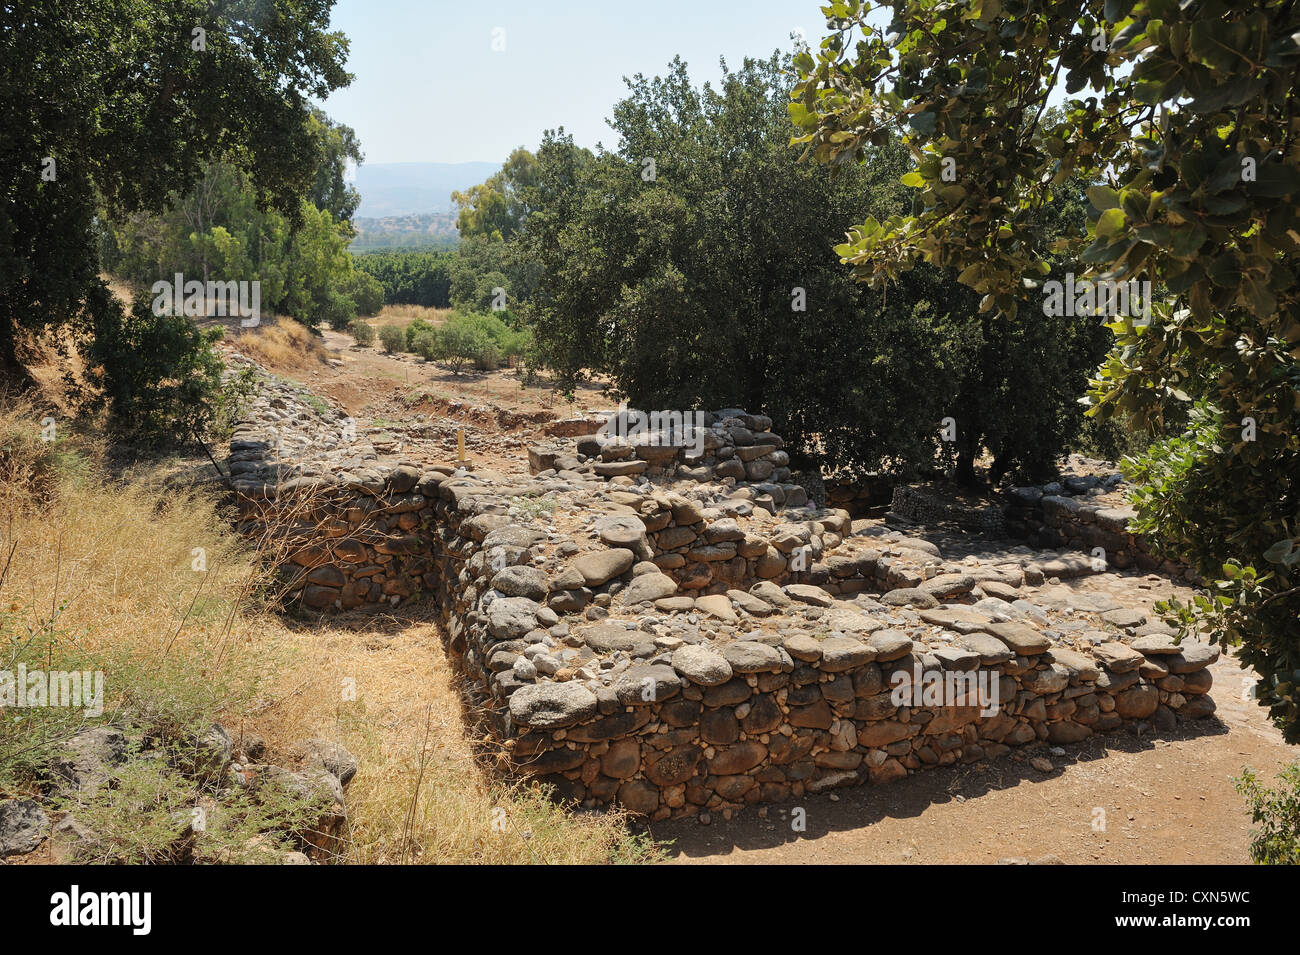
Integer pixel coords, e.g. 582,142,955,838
226,401,1219,820
1003,480,1192,580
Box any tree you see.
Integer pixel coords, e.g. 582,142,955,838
0,0,352,383
522,56,1102,481
451,148,539,241
791,0,1300,739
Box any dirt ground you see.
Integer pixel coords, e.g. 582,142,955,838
234,320,1299,866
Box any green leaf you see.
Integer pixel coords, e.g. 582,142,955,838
1087,185,1120,211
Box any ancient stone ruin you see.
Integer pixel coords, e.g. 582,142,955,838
220,360,1219,820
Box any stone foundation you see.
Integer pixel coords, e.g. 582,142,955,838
222,394,1220,820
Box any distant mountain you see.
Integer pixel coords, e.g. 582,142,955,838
352,161,500,218
350,213,459,251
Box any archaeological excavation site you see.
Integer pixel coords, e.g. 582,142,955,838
222,356,1222,823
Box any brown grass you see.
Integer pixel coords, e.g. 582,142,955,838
0,398,655,865
231,317,329,372
372,305,452,330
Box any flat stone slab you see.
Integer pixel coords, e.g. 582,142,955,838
509,682,598,729
720,641,787,673
956,631,1015,665
986,622,1051,655
919,606,994,634
868,630,914,661
1092,641,1145,672
784,584,835,607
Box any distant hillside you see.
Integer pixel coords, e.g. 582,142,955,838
352,161,500,217
350,213,459,250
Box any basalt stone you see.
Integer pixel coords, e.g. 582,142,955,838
600,739,642,779
703,679,752,707
789,699,834,729
620,572,678,605
488,597,541,640
1166,642,1220,673
721,641,786,673
644,745,703,787
671,645,733,686
741,694,783,734
709,740,768,775
659,699,702,726
987,622,1051,655
565,709,653,743
1114,684,1160,719
613,664,682,705
491,566,549,601
818,636,876,671
868,630,914,662
508,682,598,729
572,549,635,586
1093,641,1145,673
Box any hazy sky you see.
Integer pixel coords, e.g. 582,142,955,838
320,0,822,166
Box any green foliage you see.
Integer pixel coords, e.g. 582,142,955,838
348,270,384,316
411,311,529,374
348,319,376,346
1235,762,1300,865
351,249,453,307
522,57,1100,480
448,236,539,313
84,295,226,440
405,318,437,351
792,0,1300,739
378,324,406,353
0,0,352,376
452,148,538,241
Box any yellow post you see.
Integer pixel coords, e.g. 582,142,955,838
457,428,466,463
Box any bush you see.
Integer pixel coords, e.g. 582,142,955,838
404,317,436,351
85,293,226,440
319,290,356,331
348,319,376,346
1236,763,1300,865
410,329,439,361
378,324,405,353
349,271,384,317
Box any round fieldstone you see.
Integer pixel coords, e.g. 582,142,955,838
671,645,733,686
491,566,549,601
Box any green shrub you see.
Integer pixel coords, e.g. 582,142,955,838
84,294,226,441
410,329,439,361
319,290,356,331
1235,762,1300,865
348,319,376,346
404,317,436,351
378,324,405,353
349,271,385,317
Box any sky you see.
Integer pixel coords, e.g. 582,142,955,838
319,0,825,166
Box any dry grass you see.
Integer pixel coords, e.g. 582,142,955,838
0,398,656,865
372,305,452,330
230,317,329,372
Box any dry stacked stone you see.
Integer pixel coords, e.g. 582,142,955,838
223,377,1221,820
